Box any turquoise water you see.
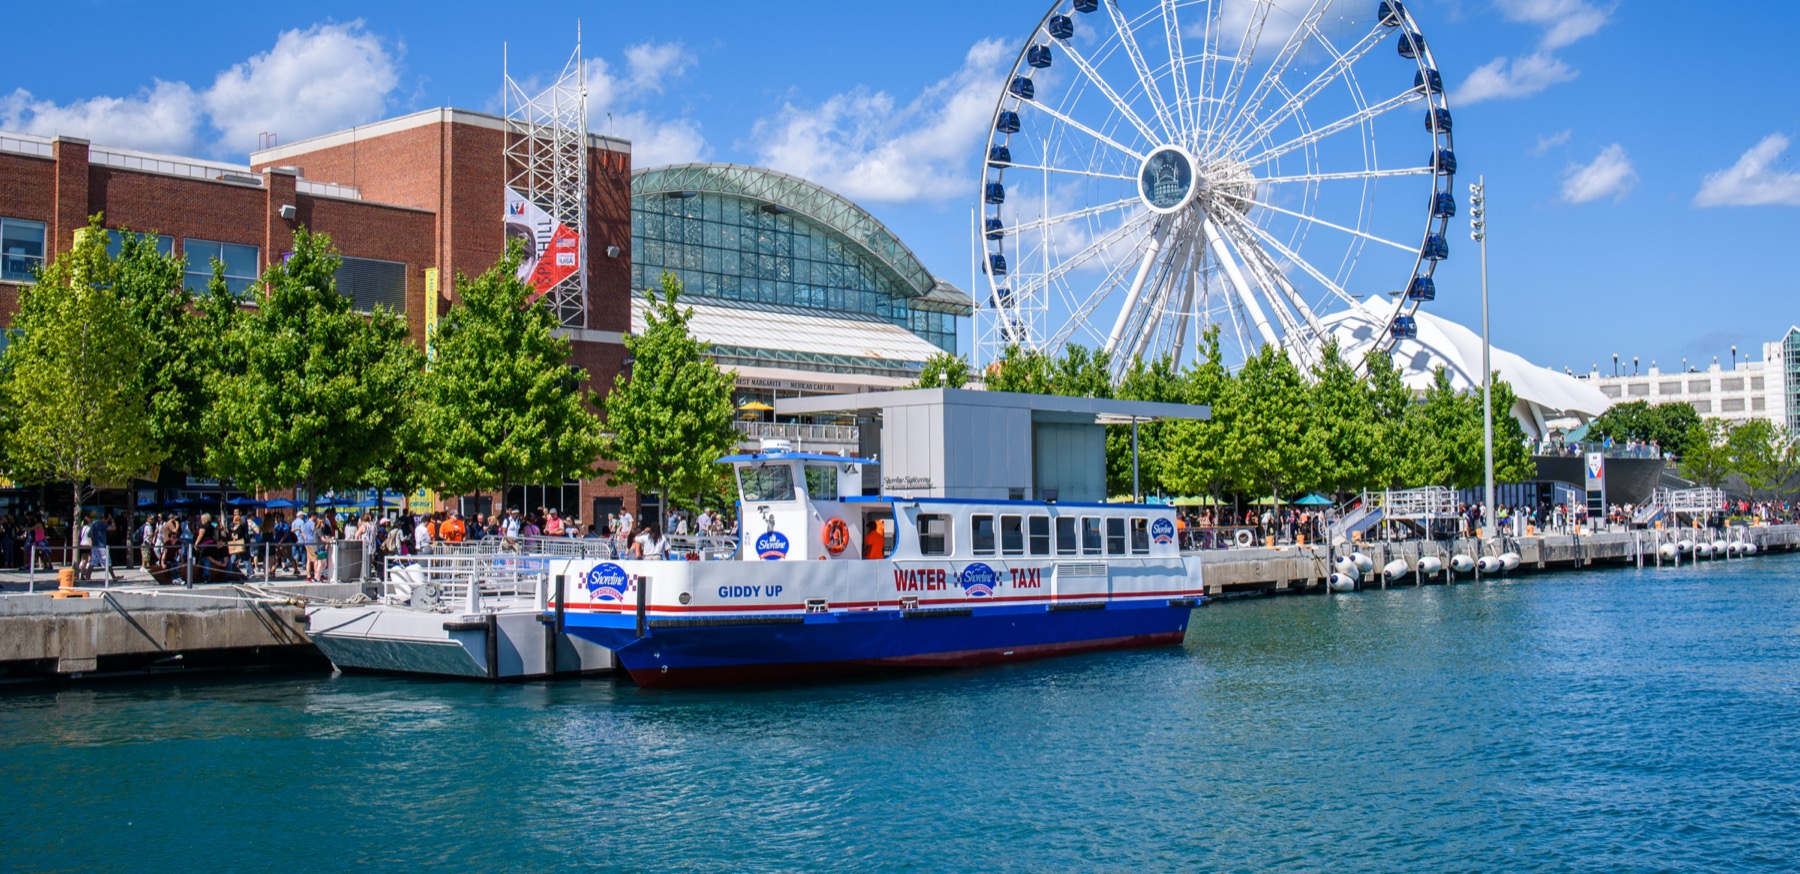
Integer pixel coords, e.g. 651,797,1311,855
5,555,1799,873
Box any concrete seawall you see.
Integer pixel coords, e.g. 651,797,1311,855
1196,524,1800,596
0,585,355,681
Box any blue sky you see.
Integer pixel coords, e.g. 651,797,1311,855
6,1,1798,374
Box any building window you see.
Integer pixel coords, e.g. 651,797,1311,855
105,229,175,259
1692,400,1712,413
335,256,406,313
1600,385,1621,398
1659,381,1681,394
184,239,260,296
1752,377,1765,391
1753,397,1766,411
1627,382,1649,397
1722,398,1745,413
1688,379,1711,393
1721,378,1744,392
1,218,47,282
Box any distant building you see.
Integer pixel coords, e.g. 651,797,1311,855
1575,326,1799,430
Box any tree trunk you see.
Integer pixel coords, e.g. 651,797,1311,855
70,481,81,569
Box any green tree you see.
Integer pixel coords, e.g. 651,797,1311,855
1486,375,1537,484
913,351,971,389
1680,419,1733,488
1723,419,1794,497
1648,402,1702,454
1400,367,1472,487
1229,343,1316,502
417,243,606,507
601,272,739,516
110,225,213,477
211,228,421,507
1363,348,1414,489
1051,343,1113,398
1308,339,1379,498
1108,354,1181,497
0,216,161,540
984,342,1054,394
1159,326,1237,506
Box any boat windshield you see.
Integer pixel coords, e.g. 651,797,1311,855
738,463,795,502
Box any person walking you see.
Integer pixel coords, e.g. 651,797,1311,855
413,514,434,557
88,513,119,584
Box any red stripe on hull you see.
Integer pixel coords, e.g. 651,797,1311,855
624,630,1187,688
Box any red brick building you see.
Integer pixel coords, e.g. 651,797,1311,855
0,108,642,524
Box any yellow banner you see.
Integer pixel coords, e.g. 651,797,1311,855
423,267,440,360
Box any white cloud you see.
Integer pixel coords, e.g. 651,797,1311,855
750,38,1009,205
204,22,399,155
1453,52,1577,104
0,80,203,154
1694,134,1800,207
0,21,399,158
583,42,708,167
1495,0,1611,50
1530,128,1572,156
1561,143,1637,204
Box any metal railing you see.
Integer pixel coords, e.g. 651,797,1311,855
0,131,53,158
91,146,264,186
296,179,362,200
733,420,859,444
381,553,549,611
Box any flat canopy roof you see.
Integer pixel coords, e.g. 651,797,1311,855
774,387,1210,423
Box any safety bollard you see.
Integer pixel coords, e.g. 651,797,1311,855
53,567,83,599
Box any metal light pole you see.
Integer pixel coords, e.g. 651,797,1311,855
1470,178,1494,540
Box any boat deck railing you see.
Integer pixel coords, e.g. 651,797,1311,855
382,553,552,611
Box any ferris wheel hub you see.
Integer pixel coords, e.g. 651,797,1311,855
1138,145,1198,215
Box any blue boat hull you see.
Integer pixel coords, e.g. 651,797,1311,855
562,600,1198,687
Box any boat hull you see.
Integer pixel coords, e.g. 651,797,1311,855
562,600,1196,688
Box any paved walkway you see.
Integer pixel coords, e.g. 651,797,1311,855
0,565,330,594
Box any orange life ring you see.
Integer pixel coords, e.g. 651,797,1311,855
823,518,851,555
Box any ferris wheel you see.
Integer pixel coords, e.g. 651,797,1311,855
975,0,1456,375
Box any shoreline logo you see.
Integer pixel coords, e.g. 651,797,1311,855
756,531,790,560
959,562,999,597
1151,518,1176,545
584,562,631,602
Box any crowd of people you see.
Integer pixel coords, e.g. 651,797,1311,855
0,502,747,584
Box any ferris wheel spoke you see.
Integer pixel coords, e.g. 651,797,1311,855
1223,211,1360,310
999,196,1141,239
1023,96,1147,163
1048,243,1147,349
1208,0,1328,160
1258,166,1436,186
1239,89,1425,167
1201,0,1273,152
1228,21,1389,154
1160,0,1195,139
1100,0,1179,141
1214,213,1326,345
1231,193,1417,255
997,163,1137,183
1016,211,1156,300
1200,219,1280,350
1214,221,1304,343
1058,40,1163,147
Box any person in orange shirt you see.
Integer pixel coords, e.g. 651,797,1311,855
439,511,467,543
863,518,885,560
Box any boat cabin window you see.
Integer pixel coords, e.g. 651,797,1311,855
1028,515,1051,556
803,464,839,501
918,513,951,556
1055,517,1078,555
1082,517,1103,556
971,514,996,556
738,464,794,502
1106,517,1127,556
1130,517,1150,555
1000,515,1024,556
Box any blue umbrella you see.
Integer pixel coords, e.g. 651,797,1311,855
225,496,267,508
264,498,302,509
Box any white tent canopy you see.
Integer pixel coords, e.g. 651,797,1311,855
1314,298,1613,440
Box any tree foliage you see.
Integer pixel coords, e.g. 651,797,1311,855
1229,343,1316,500
1588,400,1701,452
111,225,213,476
210,228,420,506
417,242,605,502
1307,339,1379,497
0,215,161,523
1158,326,1236,503
1108,354,1181,497
601,272,739,512
913,351,971,389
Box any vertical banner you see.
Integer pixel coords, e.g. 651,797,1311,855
423,267,440,360
503,187,580,301
1584,452,1606,516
